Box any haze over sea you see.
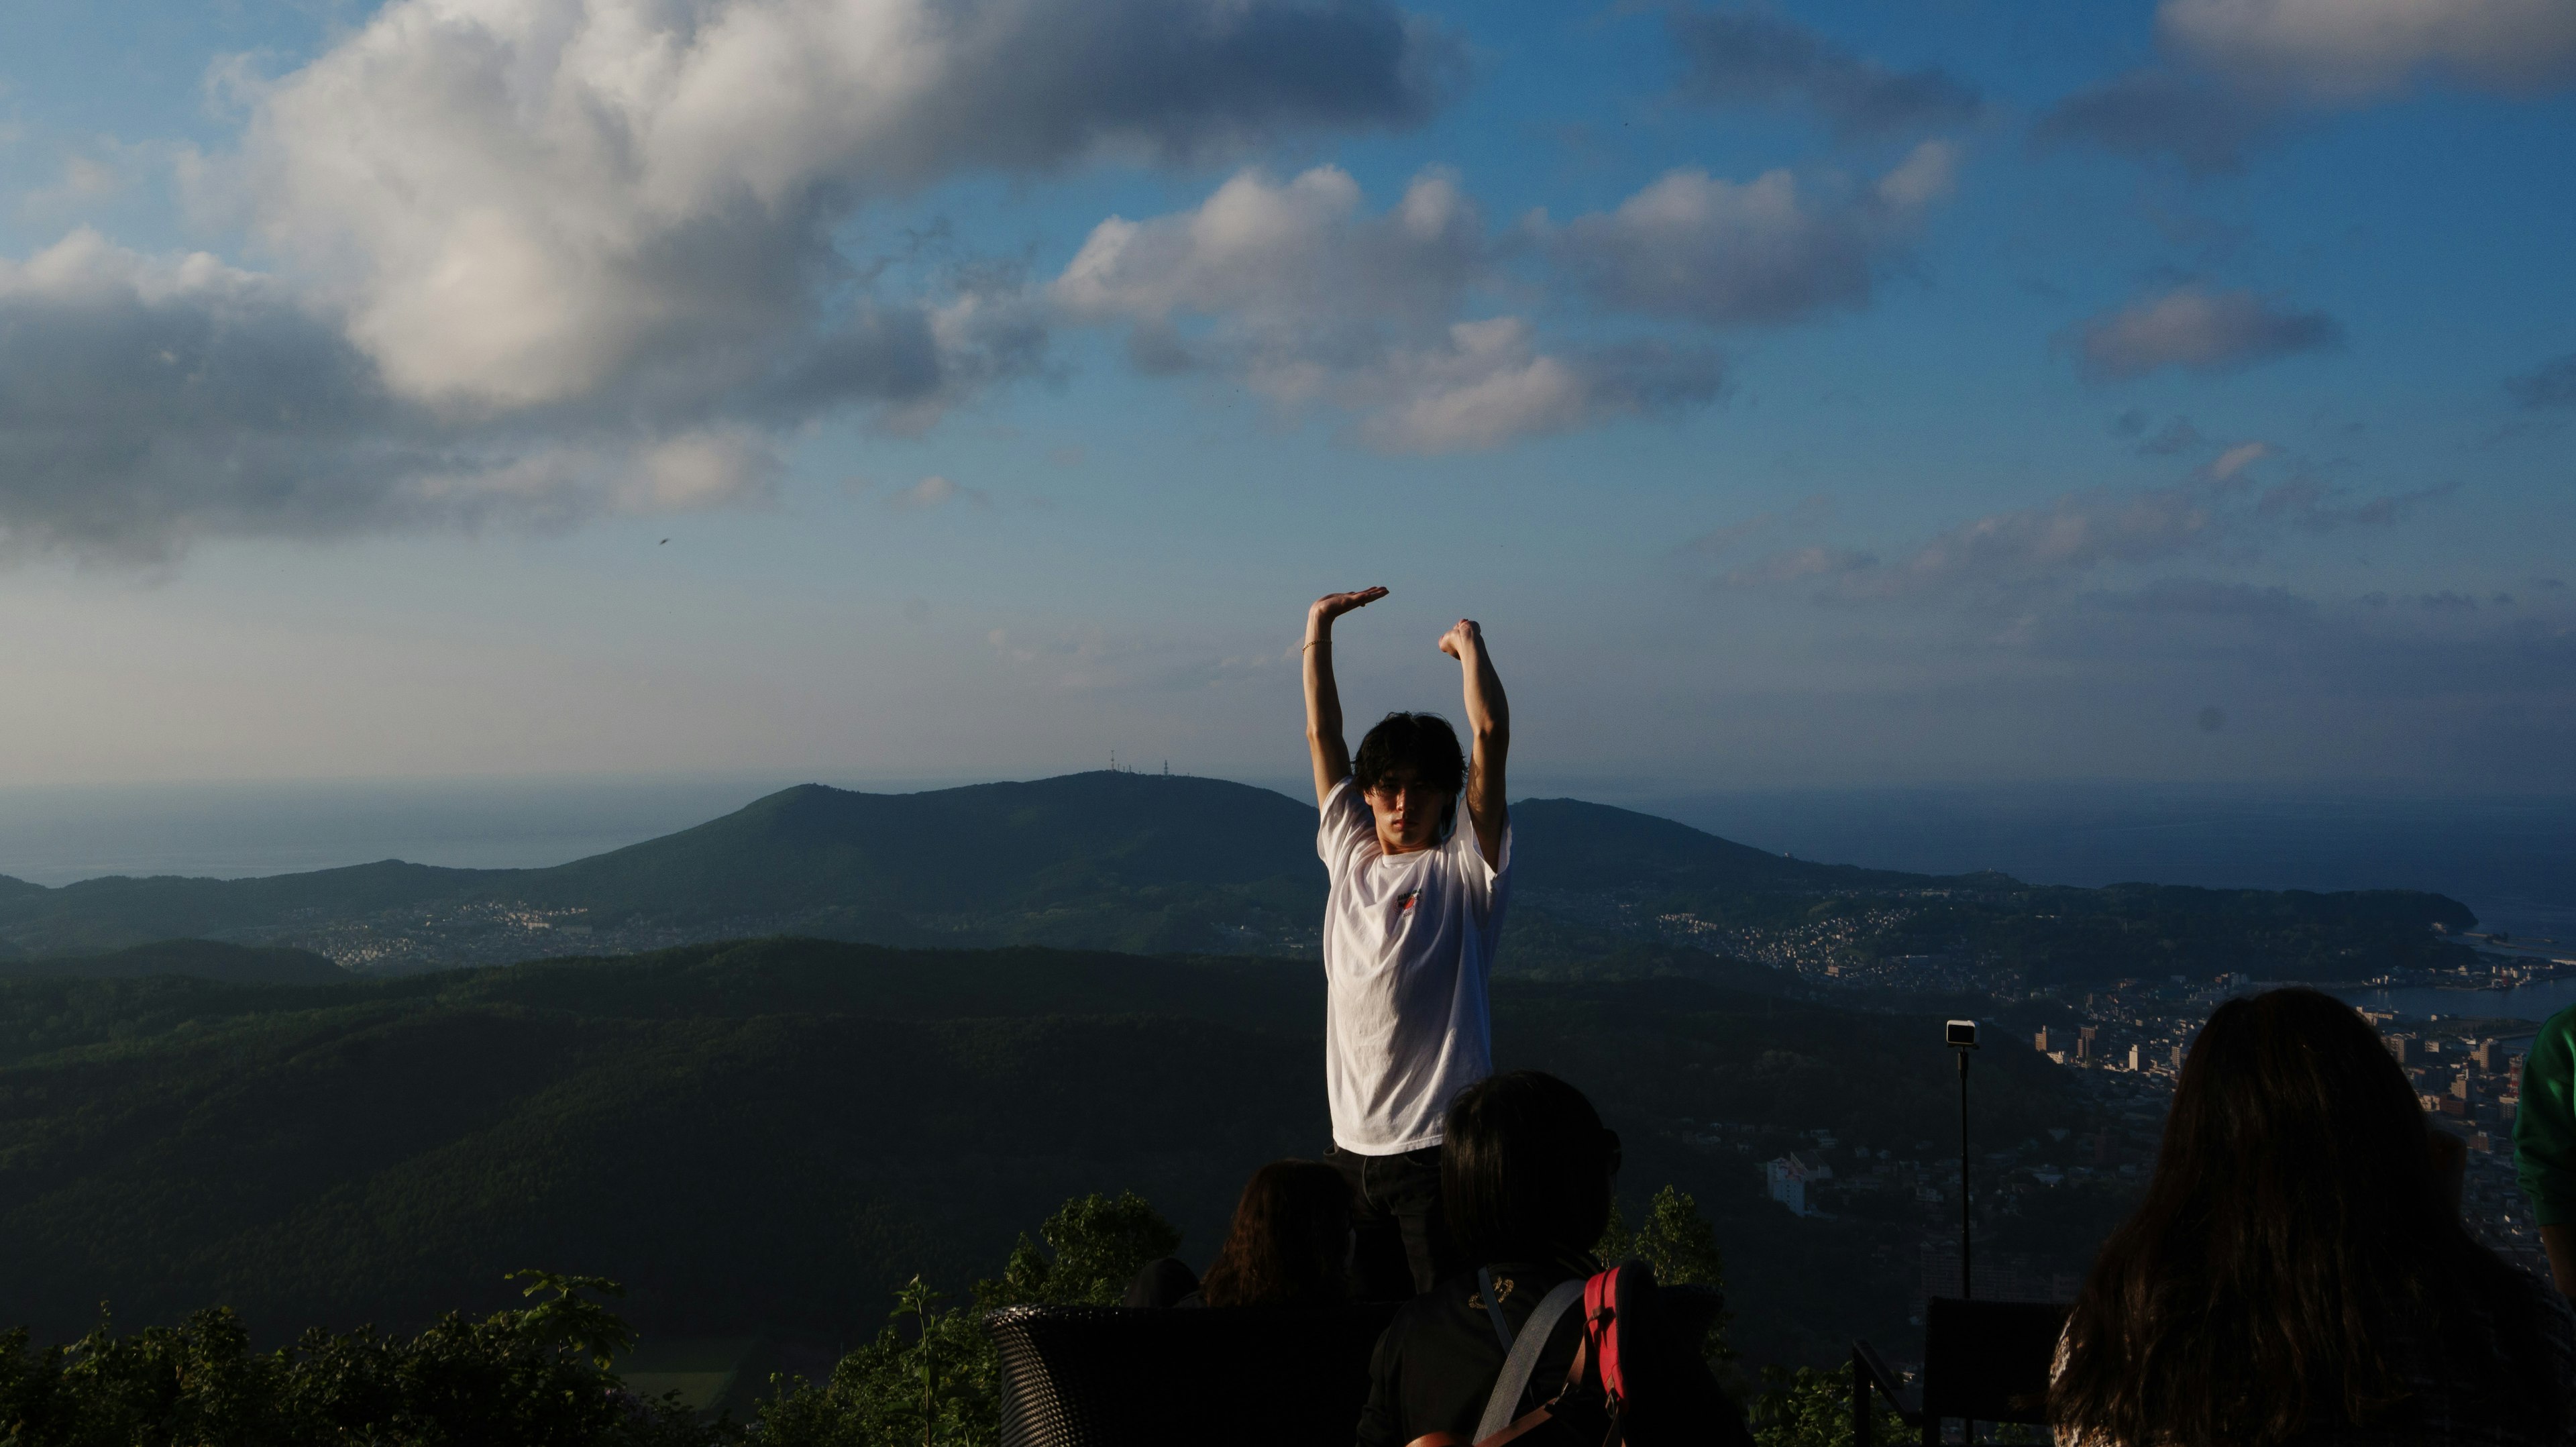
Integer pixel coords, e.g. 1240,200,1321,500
5,773,2568,1016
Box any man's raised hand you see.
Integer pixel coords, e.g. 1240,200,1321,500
1311,587,1389,629
1438,618,1481,659
1305,588,1383,805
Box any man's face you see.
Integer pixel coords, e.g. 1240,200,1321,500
1363,770,1450,853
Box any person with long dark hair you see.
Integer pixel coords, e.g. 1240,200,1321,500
1123,1159,1354,1309
1198,1159,1354,1308
2050,987,2576,1446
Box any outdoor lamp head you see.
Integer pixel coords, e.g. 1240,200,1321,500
1946,1019,1979,1049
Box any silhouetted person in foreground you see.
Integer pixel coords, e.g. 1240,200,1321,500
1356,1072,1752,1447
1303,587,1511,1299
1126,1159,1355,1309
2051,987,2576,1446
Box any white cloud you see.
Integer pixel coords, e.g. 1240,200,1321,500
2207,440,2271,480
5,0,1452,561
231,0,1448,412
1543,141,1958,327
2160,0,2576,99
2072,284,2343,380
886,474,989,511
1055,166,1723,451
629,429,782,509
1055,165,1483,367
1357,320,1713,453
1052,149,1959,449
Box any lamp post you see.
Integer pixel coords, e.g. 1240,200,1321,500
1945,1020,1978,1299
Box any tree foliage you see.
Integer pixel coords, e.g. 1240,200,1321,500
0,1189,1193,1447
1746,1364,1911,1447
1599,1185,1738,1372
748,1191,1181,1447
0,1275,711,1447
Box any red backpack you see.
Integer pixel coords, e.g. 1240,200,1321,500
1412,1261,1643,1447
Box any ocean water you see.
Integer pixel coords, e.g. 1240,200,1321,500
1632,784,2576,943
0,775,956,886
2344,979,2576,1028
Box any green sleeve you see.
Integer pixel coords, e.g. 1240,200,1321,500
2516,1004,2576,1226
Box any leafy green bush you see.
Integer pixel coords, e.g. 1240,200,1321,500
749,1191,1179,1447
5,1186,1783,1446
1598,1184,1738,1371
0,1271,713,1447
1748,1364,1881,1447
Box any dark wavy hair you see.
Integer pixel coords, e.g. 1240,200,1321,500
1197,1160,1352,1308
1442,1071,1619,1268
2049,987,2555,1445
1353,712,1466,830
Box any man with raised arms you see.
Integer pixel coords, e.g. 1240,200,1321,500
1303,586,1512,1299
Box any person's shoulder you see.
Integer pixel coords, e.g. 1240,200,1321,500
1322,776,1360,818
1320,778,1372,855
1373,1280,1470,1362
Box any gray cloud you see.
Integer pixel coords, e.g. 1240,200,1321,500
0,229,1038,561
2072,285,2343,381
1544,140,1959,328
2023,583,2576,711
2112,411,2208,457
0,233,435,561
2159,0,2576,101
2507,353,2576,409
2040,0,2576,172
2137,417,2207,456
2035,68,2288,174
1707,454,2447,606
1665,10,1982,138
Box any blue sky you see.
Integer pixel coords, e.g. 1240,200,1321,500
0,0,2568,794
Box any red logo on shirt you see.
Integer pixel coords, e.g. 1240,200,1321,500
1398,890,1419,913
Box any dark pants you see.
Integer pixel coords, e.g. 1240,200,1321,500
1328,1143,1463,1301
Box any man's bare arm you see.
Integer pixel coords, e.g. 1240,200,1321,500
1305,588,1387,807
1440,619,1508,870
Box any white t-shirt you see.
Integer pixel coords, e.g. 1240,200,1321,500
1317,777,1512,1155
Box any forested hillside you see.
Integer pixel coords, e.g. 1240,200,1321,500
0,773,2477,987
0,939,347,985
0,938,2083,1365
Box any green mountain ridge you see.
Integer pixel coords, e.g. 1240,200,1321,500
0,771,2476,986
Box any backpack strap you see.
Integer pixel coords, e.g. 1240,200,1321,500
1476,1268,1514,1353
1471,1278,1587,1446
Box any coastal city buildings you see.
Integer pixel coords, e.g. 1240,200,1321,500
1711,926,2563,1312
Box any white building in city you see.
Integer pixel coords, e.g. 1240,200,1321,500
1766,1153,1833,1216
